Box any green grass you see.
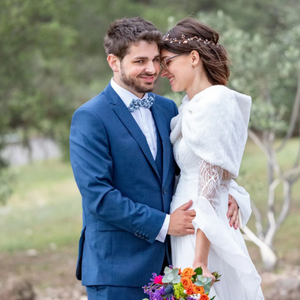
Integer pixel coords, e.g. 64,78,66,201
0,138,299,267
0,160,82,252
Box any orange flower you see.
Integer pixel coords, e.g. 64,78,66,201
193,285,205,295
181,267,195,278
185,285,194,295
181,277,192,289
200,294,209,300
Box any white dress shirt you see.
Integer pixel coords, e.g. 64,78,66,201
111,78,157,159
110,79,170,242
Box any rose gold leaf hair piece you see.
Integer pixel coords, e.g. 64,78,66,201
163,34,218,47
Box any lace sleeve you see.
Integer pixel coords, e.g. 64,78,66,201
198,158,231,210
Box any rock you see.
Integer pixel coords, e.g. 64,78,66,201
26,249,38,257
261,265,300,300
1,277,35,300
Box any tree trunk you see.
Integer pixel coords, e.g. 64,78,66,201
243,226,277,271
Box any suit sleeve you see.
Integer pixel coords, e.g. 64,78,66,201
69,108,166,244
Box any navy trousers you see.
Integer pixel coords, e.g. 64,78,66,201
86,285,146,300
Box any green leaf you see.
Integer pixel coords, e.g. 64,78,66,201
192,266,203,280
164,266,173,274
195,275,212,294
212,271,222,282
173,273,181,284
162,268,181,284
194,267,203,276
162,273,173,283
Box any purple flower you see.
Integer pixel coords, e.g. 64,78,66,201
153,286,165,300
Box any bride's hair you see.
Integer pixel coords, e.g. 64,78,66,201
161,18,230,85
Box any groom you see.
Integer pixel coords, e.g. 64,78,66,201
69,17,248,300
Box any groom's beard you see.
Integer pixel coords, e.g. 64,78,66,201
119,63,158,94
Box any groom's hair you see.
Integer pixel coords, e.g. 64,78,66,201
104,17,162,60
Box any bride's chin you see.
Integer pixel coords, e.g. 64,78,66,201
171,86,183,93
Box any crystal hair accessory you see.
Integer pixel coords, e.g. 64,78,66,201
128,96,155,112
163,34,218,46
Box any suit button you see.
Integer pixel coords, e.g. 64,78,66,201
162,189,166,195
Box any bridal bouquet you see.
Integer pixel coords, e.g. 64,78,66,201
143,266,220,300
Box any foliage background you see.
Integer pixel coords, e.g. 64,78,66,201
0,0,300,298
1,0,299,158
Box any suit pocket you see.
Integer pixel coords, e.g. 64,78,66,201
76,226,86,280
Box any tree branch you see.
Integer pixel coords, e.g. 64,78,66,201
276,73,300,151
276,180,292,228
250,200,264,238
265,179,281,245
243,226,277,271
293,129,300,169
248,130,269,159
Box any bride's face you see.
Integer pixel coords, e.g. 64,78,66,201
160,49,195,93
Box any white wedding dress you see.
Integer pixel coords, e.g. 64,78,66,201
170,85,264,300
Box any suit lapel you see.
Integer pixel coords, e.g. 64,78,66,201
104,85,160,180
151,97,171,187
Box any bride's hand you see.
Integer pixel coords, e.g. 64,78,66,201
192,262,215,286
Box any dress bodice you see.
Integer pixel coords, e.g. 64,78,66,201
173,137,199,180
172,135,230,216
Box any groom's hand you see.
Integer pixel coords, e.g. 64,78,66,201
168,200,196,236
227,195,239,230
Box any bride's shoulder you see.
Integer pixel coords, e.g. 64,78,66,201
195,85,233,105
187,85,234,114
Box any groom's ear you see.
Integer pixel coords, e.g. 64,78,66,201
107,54,120,72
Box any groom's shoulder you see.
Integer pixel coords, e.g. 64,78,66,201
152,93,177,110
153,93,173,103
74,85,113,114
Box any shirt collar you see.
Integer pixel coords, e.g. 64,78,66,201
110,78,149,107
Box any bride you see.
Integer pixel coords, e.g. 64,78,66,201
160,18,264,300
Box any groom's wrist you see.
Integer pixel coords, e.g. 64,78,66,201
155,214,170,243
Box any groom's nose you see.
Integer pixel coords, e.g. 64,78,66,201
145,60,159,74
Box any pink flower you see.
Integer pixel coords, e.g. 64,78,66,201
154,275,163,284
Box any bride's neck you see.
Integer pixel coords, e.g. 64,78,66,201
185,72,212,100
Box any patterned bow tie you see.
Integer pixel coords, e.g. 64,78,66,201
128,96,155,112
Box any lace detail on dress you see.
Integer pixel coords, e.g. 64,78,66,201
198,159,232,210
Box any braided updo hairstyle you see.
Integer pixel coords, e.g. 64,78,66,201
161,18,230,85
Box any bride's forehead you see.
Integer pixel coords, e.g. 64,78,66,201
160,49,177,59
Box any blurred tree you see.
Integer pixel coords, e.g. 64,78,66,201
1,0,299,209
0,0,186,162
0,0,78,158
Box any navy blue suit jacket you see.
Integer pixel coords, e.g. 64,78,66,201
69,83,178,287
